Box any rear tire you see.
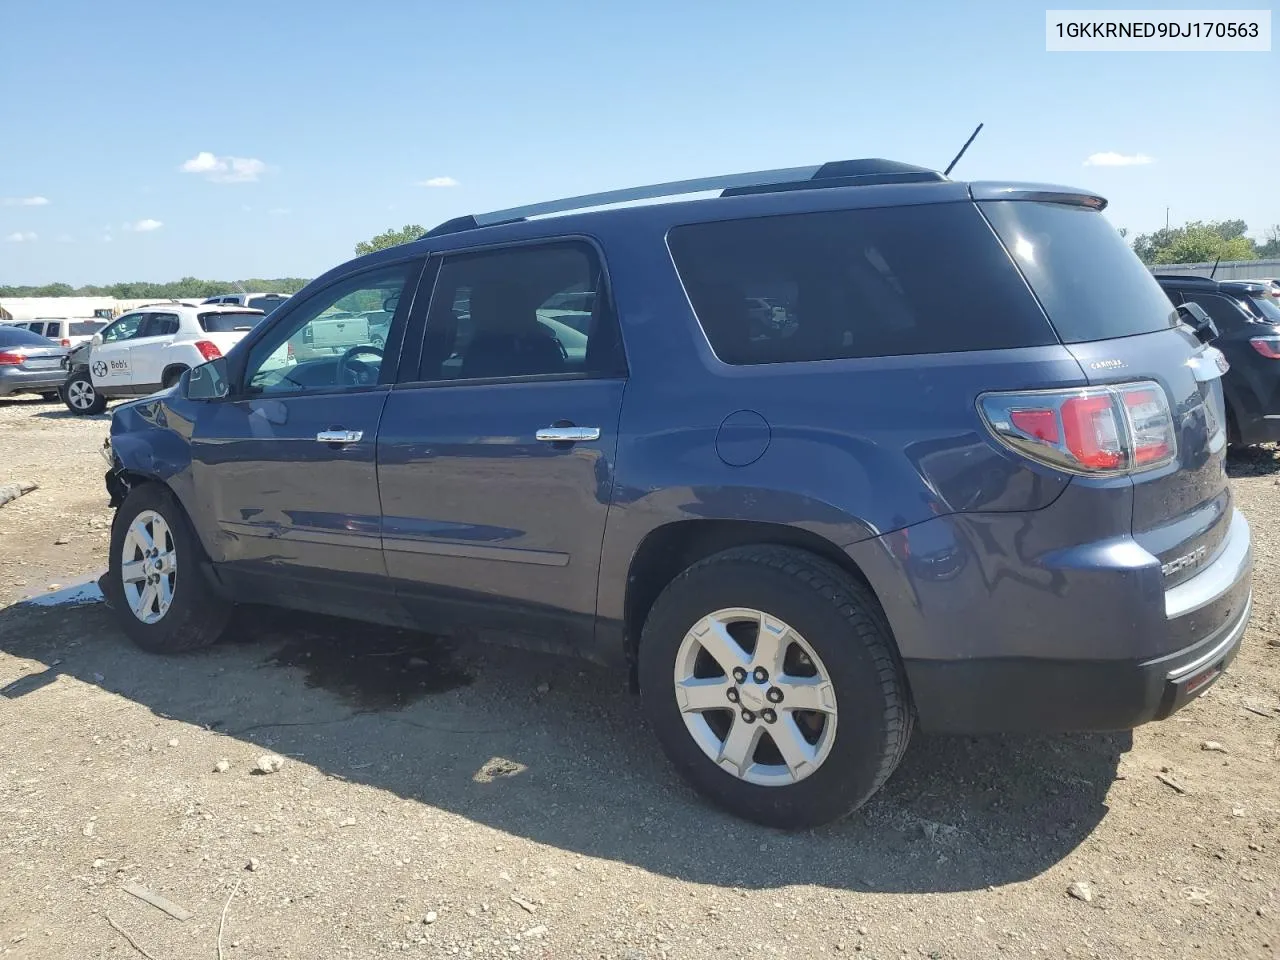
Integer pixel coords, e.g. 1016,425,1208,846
63,371,107,415
638,545,912,829
106,483,231,654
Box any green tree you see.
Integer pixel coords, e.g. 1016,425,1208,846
354,224,426,257
1257,224,1280,259
1132,219,1259,265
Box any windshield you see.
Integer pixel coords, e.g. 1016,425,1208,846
69,321,106,336
248,295,288,313
199,311,264,333
980,200,1180,343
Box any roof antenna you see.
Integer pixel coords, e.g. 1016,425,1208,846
1209,255,1221,280
943,123,984,177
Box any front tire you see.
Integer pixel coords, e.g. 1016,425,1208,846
63,371,107,415
106,483,231,653
638,546,912,829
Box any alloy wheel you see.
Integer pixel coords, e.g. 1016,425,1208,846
120,510,178,624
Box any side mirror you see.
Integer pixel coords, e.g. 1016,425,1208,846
1177,302,1219,344
91,333,104,347
183,357,230,401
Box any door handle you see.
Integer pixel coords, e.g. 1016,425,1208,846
535,426,601,443
316,429,363,443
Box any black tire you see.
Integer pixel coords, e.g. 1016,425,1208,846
63,371,107,415
638,545,912,829
106,482,231,654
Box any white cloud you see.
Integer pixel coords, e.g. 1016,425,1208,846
1084,152,1154,167
4,231,37,242
180,151,268,183
417,176,459,188
124,218,164,232
2,195,50,206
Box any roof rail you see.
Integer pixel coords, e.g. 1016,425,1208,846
426,159,944,237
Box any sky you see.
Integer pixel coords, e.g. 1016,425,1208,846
1,0,1276,286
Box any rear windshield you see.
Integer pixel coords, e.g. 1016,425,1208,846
69,321,105,336
199,311,263,333
1246,295,1280,323
668,203,1054,364
0,326,57,347
248,296,287,313
980,201,1179,344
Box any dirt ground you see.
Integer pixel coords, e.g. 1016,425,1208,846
1,393,1278,960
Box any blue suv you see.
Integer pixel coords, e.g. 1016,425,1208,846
101,159,1253,828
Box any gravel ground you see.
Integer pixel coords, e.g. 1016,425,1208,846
1,393,1278,960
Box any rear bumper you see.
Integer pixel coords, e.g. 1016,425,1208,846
0,368,65,395
900,509,1254,734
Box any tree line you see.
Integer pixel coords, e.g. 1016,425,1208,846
1128,220,1280,265
0,277,310,299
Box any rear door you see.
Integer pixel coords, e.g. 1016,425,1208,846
982,200,1232,587
377,239,627,655
189,259,426,614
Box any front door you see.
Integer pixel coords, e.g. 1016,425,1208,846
377,240,628,654
129,311,180,391
190,260,425,616
90,311,149,396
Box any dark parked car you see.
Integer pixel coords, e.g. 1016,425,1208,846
1155,275,1280,446
0,325,68,399
101,158,1253,828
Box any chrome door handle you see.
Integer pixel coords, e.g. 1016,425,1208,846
316,429,363,443
535,426,600,443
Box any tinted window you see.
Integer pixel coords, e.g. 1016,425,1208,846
1186,294,1249,332
0,326,57,347
1249,295,1280,323
199,311,263,333
981,201,1179,344
146,313,181,336
668,204,1053,364
247,295,287,314
69,321,105,336
418,241,624,382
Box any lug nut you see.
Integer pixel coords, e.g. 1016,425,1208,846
726,688,740,703
761,708,777,724
740,709,756,723
753,667,769,683
766,686,783,703
732,667,748,683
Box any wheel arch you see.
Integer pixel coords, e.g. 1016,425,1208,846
621,519,887,688
160,363,190,388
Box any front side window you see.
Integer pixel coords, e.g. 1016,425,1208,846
244,263,416,395
418,241,623,382
669,204,1054,365
102,313,148,342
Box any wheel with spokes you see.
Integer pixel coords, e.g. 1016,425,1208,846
639,545,912,829
63,371,107,415
106,483,230,653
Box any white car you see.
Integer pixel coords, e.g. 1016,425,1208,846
202,292,291,314
61,304,265,415
9,318,107,348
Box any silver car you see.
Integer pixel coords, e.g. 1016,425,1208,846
0,326,69,399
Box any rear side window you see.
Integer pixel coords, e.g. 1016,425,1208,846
981,201,1179,344
199,311,262,333
668,204,1053,364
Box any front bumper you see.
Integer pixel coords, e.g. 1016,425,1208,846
905,510,1254,734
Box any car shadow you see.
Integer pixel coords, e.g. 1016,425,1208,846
0,590,1125,895
1227,443,1280,477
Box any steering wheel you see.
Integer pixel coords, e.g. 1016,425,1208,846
337,344,384,386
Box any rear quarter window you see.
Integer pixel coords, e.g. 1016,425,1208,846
668,203,1054,364
980,201,1179,344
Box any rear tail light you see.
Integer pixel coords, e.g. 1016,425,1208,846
0,351,23,366
1249,337,1280,359
980,381,1177,475
194,340,222,362
60,338,71,347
